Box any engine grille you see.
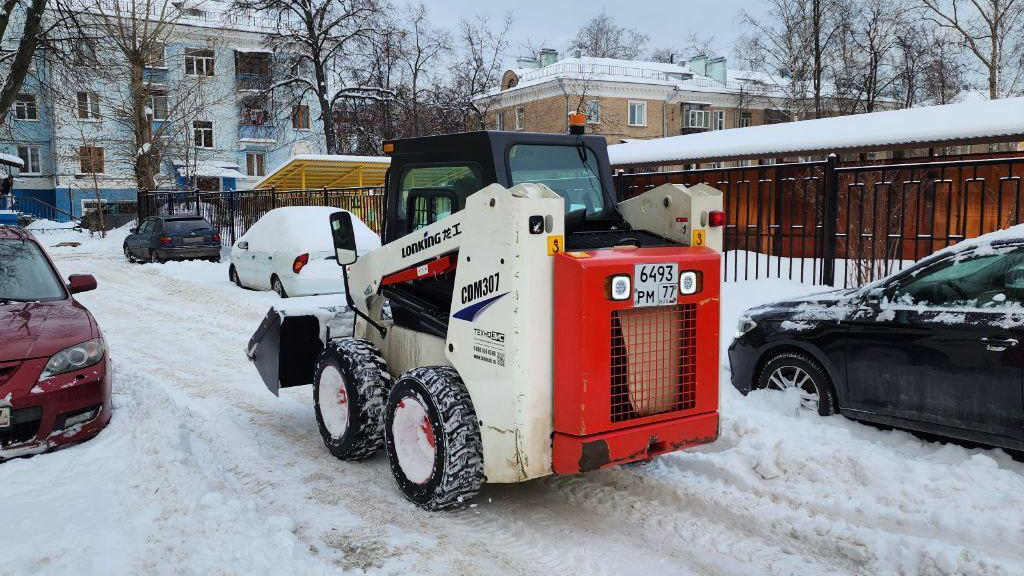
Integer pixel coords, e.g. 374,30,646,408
610,304,697,422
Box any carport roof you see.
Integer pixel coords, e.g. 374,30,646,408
253,154,390,190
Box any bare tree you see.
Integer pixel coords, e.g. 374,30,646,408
403,3,450,136
455,12,511,130
569,12,648,60
232,0,389,153
919,0,1024,98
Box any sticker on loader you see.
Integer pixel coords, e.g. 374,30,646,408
692,229,706,247
547,235,564,256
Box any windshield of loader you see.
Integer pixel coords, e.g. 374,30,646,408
508,144,607,216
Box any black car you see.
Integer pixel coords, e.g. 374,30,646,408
730,235,1024,452
124,215,221,263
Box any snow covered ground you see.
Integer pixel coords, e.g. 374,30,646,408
3,227,1024,576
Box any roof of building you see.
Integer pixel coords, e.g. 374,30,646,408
253,154,390,190
173,160,248,180
0,153,24,168
607,97,1024,167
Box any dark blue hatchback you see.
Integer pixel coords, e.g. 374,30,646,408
123,215,221,263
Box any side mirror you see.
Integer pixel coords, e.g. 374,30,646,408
68,274,97,294
130,227,138,234
237,241,249,250
330,211,358,266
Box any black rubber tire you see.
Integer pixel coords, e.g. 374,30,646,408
756,352,838,416
123,245,136,263
385,366,484,511
271,275,288,298
313,338,391,460
229,265,242,287
151,251,164,264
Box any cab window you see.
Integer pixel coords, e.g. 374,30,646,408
398,164,482,231
507,144,606,215
892,247,1024,308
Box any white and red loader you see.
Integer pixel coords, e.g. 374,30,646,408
248,130,725,510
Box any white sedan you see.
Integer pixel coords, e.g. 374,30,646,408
228,206,380,298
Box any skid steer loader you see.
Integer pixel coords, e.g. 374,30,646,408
247,129,725,510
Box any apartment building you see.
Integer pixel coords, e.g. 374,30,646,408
1,4,323,218
475,51,792,148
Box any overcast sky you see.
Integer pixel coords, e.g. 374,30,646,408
421,0,764,65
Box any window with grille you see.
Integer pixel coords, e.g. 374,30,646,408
77,92,100,120
17,146,40,174
79,146,104,174
193,120,214,148
13,94,37,120
628,101,647,126
291,105,311,129
246,152,266,177
184,48,215,76
584,99,600,124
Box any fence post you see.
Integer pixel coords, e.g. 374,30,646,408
323,186,328,206
271,186,276,209
820,154,839,286
228,190,236,243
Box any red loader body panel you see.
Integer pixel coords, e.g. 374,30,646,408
552,246,720,473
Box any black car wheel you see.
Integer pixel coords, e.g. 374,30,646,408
151,251,165,264
271,275,288,298
229,265,242,287
123,244,136,263
756,352,838,416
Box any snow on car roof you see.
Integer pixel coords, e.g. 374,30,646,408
250,206,380,252
608,96,1024,167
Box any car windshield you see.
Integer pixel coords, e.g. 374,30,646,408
508,144,608,216
164,218,212,234
0,239,66,302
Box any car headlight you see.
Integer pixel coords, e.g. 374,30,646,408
679,270,702,295
736,316,757,338
39,338,106,381
606,274,631,301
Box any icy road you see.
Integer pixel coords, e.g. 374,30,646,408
3,226,1024,576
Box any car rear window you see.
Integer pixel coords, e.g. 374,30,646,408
0,239,66,302
164,219,212,234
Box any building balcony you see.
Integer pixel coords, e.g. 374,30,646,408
238,124,275,142
236,73,271,92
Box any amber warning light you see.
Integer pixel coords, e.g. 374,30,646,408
568,112,586,135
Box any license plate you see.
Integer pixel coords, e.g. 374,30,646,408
183,237,203,244
634,262,678,307
0,406,10,429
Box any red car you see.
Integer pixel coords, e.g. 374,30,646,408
0,225,111,459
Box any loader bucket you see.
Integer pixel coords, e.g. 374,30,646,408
247,308,324,395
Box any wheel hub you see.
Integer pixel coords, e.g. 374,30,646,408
767,365,820,412
318,365,349,438
392,397,435,485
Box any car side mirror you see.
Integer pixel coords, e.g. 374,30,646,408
330,211,358,266
130,227,138,234
237,241,249,250
68,274,97,294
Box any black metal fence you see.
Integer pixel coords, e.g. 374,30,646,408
615,155,1024,287
137,186,385,244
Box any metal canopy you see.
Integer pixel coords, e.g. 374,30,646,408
253,154,390,190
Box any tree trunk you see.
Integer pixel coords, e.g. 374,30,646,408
0,0,47,127
314,61,337,154
812,0,823,119
131,62,157,191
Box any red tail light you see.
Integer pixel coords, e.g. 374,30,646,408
708,210,726,227
159,235,172,244
213,233,221,243
292,253,309,274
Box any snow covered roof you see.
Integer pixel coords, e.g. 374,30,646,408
173,160,248,180
0,153,24,168
608,97,1024,167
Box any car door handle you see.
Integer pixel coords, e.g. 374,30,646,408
981,337,1018,350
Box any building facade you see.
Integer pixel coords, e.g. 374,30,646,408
1,6,324,219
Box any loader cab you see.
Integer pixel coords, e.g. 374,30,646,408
381,131,623,245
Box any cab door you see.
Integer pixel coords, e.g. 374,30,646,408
846,246,1024,441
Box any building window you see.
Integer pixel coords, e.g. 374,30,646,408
184,48,215,76
712,110,725,130
193,120,214,148
79,146,104,174
146,89,169,121
246,152,266,177
73,39,97,67
686,109,708,129
144,43,166,68
627,101,647,126
495,111,505,131
17,146,40,174
584,99,600,124
515,106,524,130
291,105,311,130
77,92,100,120
13,94,37,120
739,111,752,128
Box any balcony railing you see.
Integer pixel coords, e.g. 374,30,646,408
238,124,275,141
236,73,271,92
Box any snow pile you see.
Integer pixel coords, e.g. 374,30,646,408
238,206,381,255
